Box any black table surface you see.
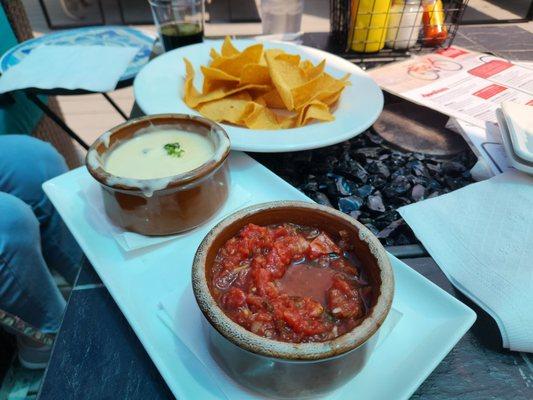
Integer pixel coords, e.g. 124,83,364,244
38,25,533,399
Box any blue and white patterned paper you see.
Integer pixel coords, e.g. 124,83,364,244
0,26,154,82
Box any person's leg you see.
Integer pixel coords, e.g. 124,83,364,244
0,192,66,333
0,135,82,284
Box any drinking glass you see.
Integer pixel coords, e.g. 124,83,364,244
260,0,304,42
149,0,204,52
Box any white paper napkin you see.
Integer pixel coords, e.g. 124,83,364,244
399,170,533,352
81,180,251,252
0,45,139,93
157,280,403,400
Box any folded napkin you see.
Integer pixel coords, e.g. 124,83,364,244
399,170,533,352
157,276,403,399
0,45,139,93
81,180,251,252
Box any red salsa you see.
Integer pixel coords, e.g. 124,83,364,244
210,223,374,343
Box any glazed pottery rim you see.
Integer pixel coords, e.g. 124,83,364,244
85,113,230,192
192,201,394,361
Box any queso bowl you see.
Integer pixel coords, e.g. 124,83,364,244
192,201,394,398
86,114,230,236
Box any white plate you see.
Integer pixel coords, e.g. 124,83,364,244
43,152,475,400
133,40,384,152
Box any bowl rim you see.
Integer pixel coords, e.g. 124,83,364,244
192,201,394,361
85,113,230,192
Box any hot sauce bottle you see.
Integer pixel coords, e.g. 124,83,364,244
422,0,447,46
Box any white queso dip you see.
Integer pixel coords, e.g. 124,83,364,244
104,128,214,180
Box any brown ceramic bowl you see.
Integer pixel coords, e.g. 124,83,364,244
192,201,394,398
86,114,230,236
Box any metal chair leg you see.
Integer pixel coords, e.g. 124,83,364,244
26,92,90,150
102,92,128,120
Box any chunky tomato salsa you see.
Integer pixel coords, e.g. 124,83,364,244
210,223,373,343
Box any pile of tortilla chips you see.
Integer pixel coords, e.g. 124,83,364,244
182,37,350,130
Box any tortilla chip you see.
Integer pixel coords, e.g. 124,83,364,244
318,89,344,106
242,102,280,130
184,60,269,107
292,72,350,109
254,96,267,107
240,64,271,85
205,80,240,93
312,75,350,106
265,51,307,111
229,91,253,101
291,75,324,110
221,36,240,57
275,53,301,66
198,84,269,107
183,58,202,108
197,96,251,124
201,66,238,81
300,60,314,71
292,73,340,108
277,114,296,129
263,49,284,61
314,86,349,106
210,48,221,60
295,100,334,126
257,88,286,109
201,65,239,93
212,43,264,77
305,60,326,80
242,85,274,100
183,42,347,129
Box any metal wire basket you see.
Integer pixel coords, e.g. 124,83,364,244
330,0,469,62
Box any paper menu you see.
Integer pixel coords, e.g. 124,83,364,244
368,46,533,129
446,117,511,175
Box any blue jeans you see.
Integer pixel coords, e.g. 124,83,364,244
0,135,82,333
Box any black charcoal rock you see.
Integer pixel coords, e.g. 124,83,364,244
367,193,386,212
339,196,364,213
251,129,476,246
411,184,426,201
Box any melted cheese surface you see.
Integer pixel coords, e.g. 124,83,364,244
104,129,214,179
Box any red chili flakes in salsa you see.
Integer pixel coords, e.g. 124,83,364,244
210,223,373,343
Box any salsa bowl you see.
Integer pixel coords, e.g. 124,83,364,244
86,114,230,236
192,201,394,398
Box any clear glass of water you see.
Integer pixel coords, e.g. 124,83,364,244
260,0,304,42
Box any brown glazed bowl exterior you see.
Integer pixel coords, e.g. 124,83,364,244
86,114,230,236
192,201,394,398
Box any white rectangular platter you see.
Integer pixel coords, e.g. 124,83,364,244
43,151,476,400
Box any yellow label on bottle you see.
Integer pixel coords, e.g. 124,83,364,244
350,0,392,53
